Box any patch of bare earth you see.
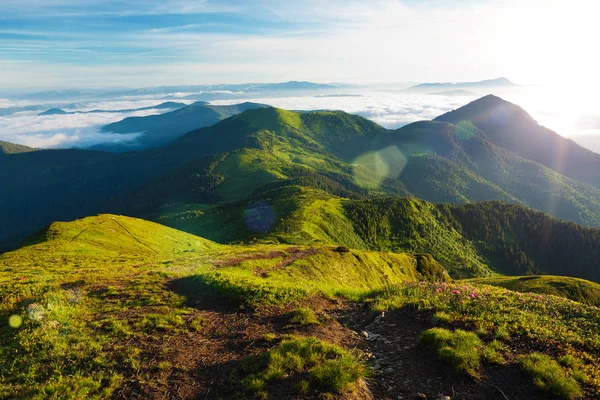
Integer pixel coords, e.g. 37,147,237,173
112,293,373,400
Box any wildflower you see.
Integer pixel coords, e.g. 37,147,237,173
451,289,461,295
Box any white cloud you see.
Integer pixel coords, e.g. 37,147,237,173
0,102,176,148
210,92,479,128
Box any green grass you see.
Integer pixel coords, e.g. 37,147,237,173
2,212,600,398
240,335,367,398
362,281,600,396
419,328,484,378
520,353,582,399
466,275,600,307
287,307,320,326
0,213,444,397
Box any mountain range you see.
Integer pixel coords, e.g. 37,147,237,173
9,81,339,102
38,101,188,116
2,95,600,270
4,92,600,399
405,77,517,93
97,101,267,151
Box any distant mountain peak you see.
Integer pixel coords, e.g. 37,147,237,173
406,77,517,92
435,94,535,125
39,108,68,116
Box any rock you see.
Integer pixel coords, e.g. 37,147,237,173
437,397,451,400
416,394,427,399
373,311,385,324
361,331,369,338
384,367,394,374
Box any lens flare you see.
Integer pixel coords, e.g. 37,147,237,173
455,121,476,140
352,145,407,188
8,314,22,329
244,201,277,233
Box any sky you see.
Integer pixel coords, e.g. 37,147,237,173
1,0,599,89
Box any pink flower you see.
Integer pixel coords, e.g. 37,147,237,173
451,290,461,295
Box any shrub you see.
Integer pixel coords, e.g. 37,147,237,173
520,353,582,399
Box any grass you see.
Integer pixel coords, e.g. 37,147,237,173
2,213,600,398
362,281,600,397
520,353,582,399
287,307,320,325
240,336,367,398
419,328,484,378
466,275,600,307
0,213,434,398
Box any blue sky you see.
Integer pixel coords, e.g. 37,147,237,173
0,0,598,88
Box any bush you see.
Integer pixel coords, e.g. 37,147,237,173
520,353,582,399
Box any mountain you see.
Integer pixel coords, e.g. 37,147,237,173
435,95,600,187
2,97,600,257
4,96,600,399
97,101,268,151
105,81,336,97
428,89,476,96
0,140,36,155
38,108,68,115
151,185,600,281
406,77,517,93
37,101,188,116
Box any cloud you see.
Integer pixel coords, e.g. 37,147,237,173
210,92,479,128
0,100,180,148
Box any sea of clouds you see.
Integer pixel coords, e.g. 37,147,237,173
1,87,599,154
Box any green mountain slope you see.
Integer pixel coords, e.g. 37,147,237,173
0,140,35,155
98,101,268,151
2,213,600,399
20,214,220,256
3,98,600,256
435,94,600,187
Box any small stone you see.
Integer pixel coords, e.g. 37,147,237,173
384,367,394,374
416,394,427,400
374,311,385,324
361,331,369,338
437,397,451,400
388,386,394,391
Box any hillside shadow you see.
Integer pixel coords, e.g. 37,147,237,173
167,275,243,313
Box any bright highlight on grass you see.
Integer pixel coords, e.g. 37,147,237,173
8,314,22,328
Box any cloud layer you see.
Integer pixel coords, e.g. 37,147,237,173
2,87,600,155
0,99,188,148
